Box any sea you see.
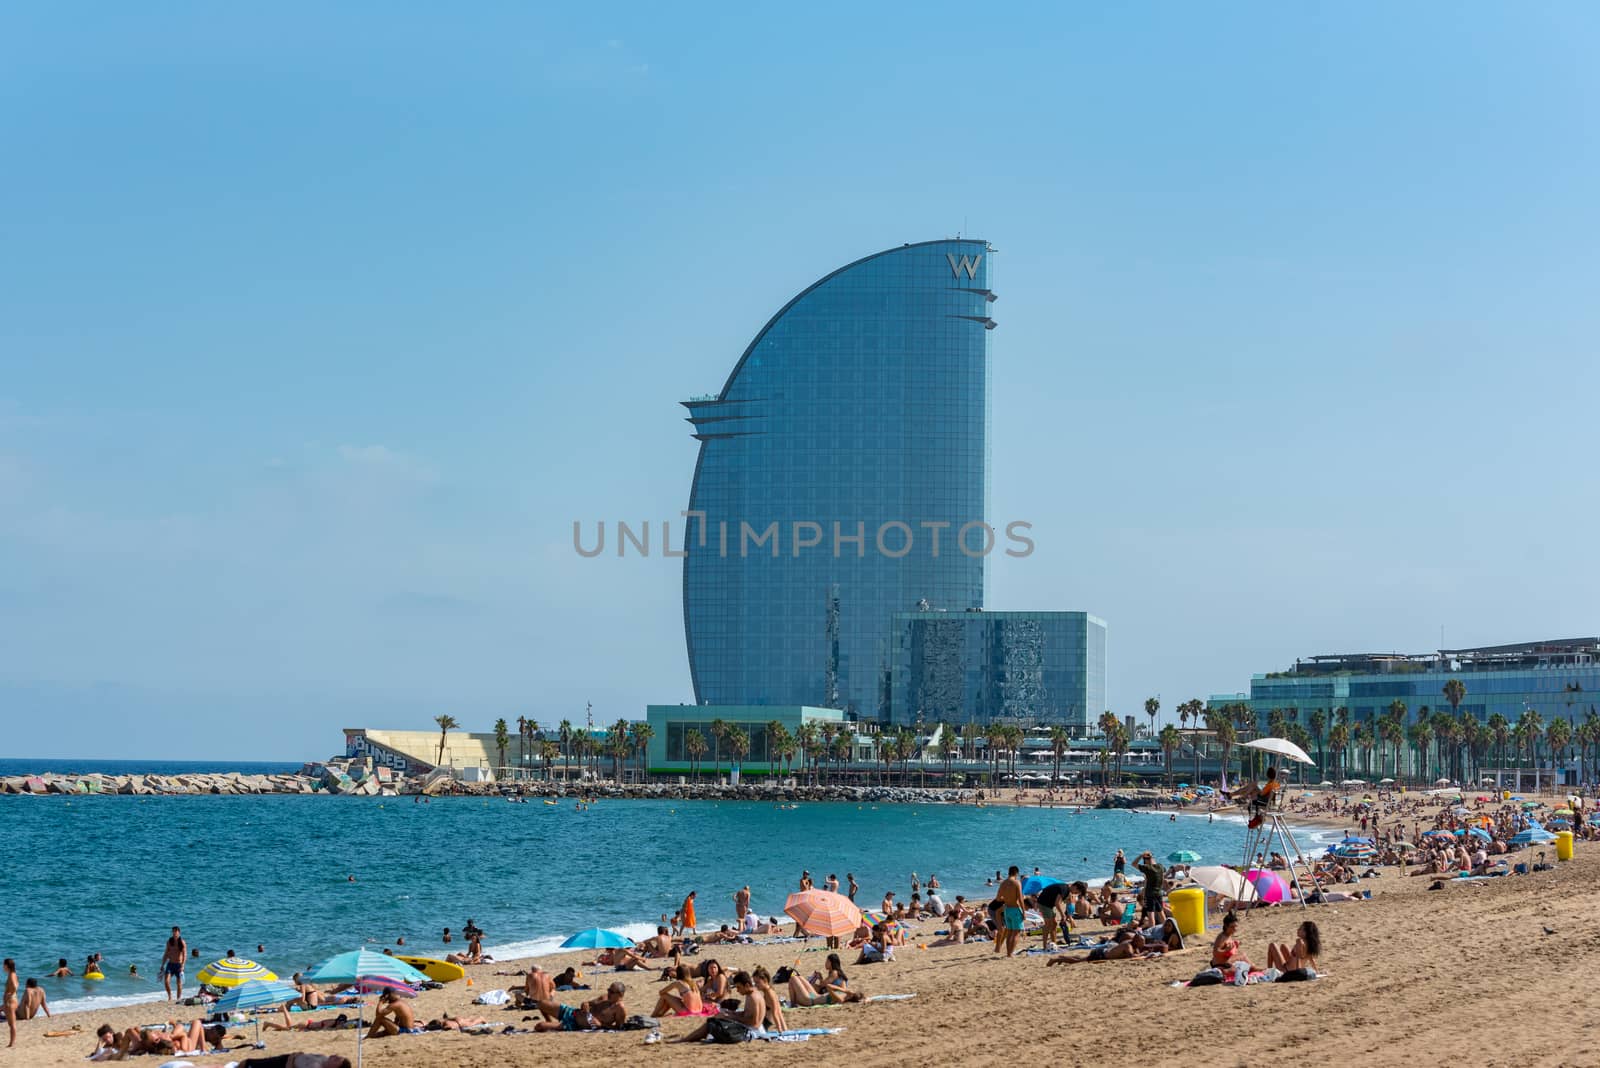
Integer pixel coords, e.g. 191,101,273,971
0,788,1339,1017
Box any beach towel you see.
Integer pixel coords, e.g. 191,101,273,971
756,1027,845,1042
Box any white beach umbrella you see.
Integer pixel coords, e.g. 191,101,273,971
1243,737,1315,766
1188,865,1258,902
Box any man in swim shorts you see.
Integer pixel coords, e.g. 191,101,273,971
996,866,1025,958
161,926,187,1002
531,983,627,1032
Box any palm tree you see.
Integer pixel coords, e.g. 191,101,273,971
796,723,819,785
725,725,750,777
608,719,629,782
939,723,959,783
1378,714,1403,781
557,720,573,783
1048,726,1069,785
709,719,727,780
1111,723,1131,786
986,725,1007,784
1353,722,1374,778
1158,724,1181,788
685,728,707,779
1308,709,1327,773
1144,697,1160,740
630,721,654,783
878,733,898,785
818,723,838,784
538,738,558,781
433,714,459,767
1487,713,1510,778
765,720,786,779
829,732,851,782
515,716,527,776
1408,719,1432,786
1547,717,1572,785
1328,723,1350,781
493,718,510,777
1443,678,1466,728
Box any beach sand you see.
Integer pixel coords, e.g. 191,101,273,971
14,835,1600,1068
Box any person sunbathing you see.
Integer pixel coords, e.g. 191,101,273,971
168,1020,225,1053
1266,920,1320,981
787,954,864,1005
518,966,555,1007
531,983,628,1032
424,1014,489,1031
1044,929,1164,964
267,1009,352,1032
594,946,651,971
653,965,705,1016
699,925,741,945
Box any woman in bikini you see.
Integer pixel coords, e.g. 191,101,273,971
652,965,705,1016
1267,920,1321,981
787,953,865,1005
1210,912,1250,971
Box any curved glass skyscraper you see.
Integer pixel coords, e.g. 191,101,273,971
681,239,994,719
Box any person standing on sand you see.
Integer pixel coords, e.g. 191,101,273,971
4,959,17,1048
682,891,698,934
996,867,1025,958
734,885,751,922
161,926,187,1002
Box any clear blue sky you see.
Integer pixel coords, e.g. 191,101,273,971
4,3,1598,759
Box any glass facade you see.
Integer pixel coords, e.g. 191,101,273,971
682,240,993,719
1231,639,1600,730
886,611,1105,729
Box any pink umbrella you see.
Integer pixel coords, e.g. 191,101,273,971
1244,869,1288,904
356,977,418,997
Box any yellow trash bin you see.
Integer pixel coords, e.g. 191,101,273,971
1556,830,1574,862
1169,886,1206,937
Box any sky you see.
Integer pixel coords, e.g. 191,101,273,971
3,3,1599,760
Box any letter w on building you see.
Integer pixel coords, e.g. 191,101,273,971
946,252,982,280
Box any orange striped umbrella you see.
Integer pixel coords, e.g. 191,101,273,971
783,889,862,938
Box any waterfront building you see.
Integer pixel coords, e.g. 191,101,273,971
681,239,994,719
885,610,1105,729
644,705,848,776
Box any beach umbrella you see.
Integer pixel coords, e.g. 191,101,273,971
1466,827,1492,842
1021,875,1063,896
1340,779,1366,786
1166,850,1201,864
1245,869,1289,904
209,979,302,1047
1244,737,1315,766
197,957,278,988
1379,778,1396,785
1509,828,1556,847
356,978,418,997
1434,778,1452,786
1554,808,1574,816
784,889,863,938
1318,780,1334,787
1188,865,1257,902
303,950,428,1068
559,927,635,950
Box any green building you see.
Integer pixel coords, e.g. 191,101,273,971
645,705,848,777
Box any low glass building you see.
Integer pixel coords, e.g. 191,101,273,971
1230,637,1600,730
886,611,1106,730
644,704,847,776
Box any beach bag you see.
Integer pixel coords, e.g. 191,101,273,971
623,1014,660,1031
1187,968,1225,987
772,966,795,983
707,1017,755,1044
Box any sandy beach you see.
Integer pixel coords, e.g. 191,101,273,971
12,796,1600,1068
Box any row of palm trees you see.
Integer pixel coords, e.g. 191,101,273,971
432,713,659,783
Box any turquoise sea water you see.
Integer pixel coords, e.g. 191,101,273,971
1,795,1333,1015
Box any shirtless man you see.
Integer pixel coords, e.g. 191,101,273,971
424,1014,489,1031
520,965,555,1007
734,885,751,923
365,991,416,1038
531,983,628,1032
161,926,187,1002
3,959,17,1048
17,978,49,1021
996,866,1025,958
267,1009,353,1033
642,926,675,958
52,959,72,978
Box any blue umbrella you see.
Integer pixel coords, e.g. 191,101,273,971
1167,850,1202,864
559,927,636,950
1021,875,1062,897
210,979,303,1047
1509,828,1556,847
303,950,428,1067
1466,827,1492,842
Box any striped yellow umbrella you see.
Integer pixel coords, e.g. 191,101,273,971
196,956,277,988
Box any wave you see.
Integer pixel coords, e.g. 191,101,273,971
48,990,169,1016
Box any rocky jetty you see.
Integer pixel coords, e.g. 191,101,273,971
0,762,975,804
